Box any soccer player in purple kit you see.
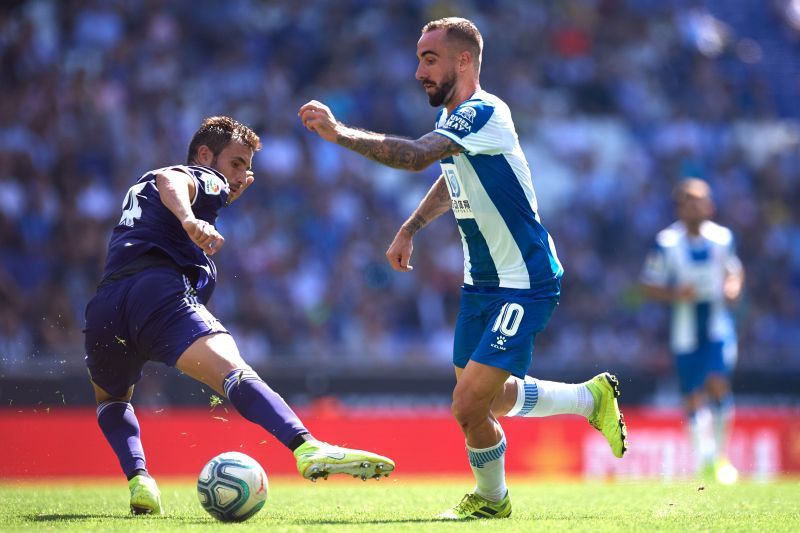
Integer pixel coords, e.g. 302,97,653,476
84,116,394,515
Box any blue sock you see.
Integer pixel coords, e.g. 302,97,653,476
97,401,146,479
224,368,309,450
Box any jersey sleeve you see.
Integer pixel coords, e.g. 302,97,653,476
149,165,205,206
187,166,230,210
433,99,514,155
641,242,671,287
723,233,744,275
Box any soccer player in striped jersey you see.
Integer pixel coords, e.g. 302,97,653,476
299,17,627,519
85,117,394,516
641,178,744,484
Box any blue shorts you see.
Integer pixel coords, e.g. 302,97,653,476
674,340,735,395
84,267,227,397
453,286,558,378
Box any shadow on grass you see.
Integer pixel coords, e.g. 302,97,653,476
285,517,466,526
30,514,115,521
29,513,209,524
30,514,533,526
280,511,599,525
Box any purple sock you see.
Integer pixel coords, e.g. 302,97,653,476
224,368,309,449
97,401,146,478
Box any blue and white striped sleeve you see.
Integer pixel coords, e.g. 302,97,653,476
434,100,513,155
641,241,671,287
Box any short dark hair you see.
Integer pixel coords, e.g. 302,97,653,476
422,17,483,72
186,116,262,164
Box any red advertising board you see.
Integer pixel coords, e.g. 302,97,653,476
1,405,798,479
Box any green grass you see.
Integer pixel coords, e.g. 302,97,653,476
1,476,799,532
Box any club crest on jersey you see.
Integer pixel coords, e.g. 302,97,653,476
444,168,461,197
198,173,225,196
445,106,476,133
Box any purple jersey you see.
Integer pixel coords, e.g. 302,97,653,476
102,165,230,302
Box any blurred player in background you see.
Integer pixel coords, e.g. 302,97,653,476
84,116,394,516
641,178,744,484
300,17,626,519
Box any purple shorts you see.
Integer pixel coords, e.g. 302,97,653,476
84,267,227,397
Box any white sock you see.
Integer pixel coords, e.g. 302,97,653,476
711,398,734,460
688,408,715,468
506,376,594,418
467,434,507,503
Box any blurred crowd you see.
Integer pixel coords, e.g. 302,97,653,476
1,0,799,381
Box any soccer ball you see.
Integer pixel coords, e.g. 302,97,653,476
197,451,268,522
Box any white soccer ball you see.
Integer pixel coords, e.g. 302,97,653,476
715,461,739,485
197,451,268,522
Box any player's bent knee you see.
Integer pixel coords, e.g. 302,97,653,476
707,381,730,400
176,334,255,394
451,395,489,430
91,381,134,405
707,374,729,389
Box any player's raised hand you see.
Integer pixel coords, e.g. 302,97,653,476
183,218,225,256
386,228,414,272
298,100,339,142
227,170,255,205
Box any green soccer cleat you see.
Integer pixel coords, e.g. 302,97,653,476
293,440,395,482
439,491,512,520
586,372,628,458
128,474,162,515
700,460,716,481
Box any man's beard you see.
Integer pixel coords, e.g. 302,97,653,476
425,73,456,107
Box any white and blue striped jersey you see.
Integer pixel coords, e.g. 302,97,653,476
641,220,742,354
433,90,563,295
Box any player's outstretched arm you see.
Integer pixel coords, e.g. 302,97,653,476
386,175,451,272
298,100,461,171
156,170,225,256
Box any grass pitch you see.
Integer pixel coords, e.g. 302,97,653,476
1,476,798,532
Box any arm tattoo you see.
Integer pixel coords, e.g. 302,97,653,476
336,128,462,171
402,214,427,236
435,175,451,203
402,176,452,236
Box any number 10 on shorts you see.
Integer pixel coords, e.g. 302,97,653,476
491,302,524,337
